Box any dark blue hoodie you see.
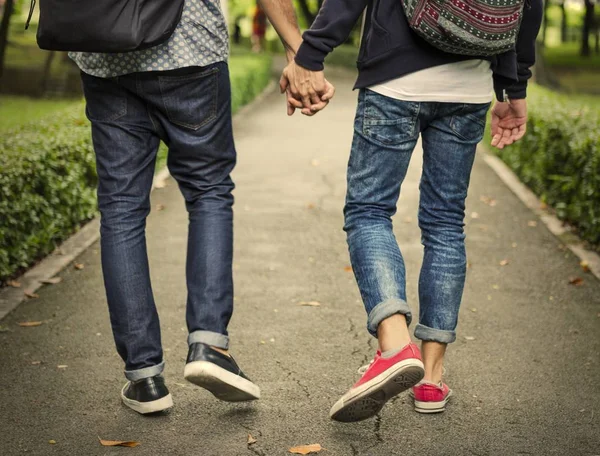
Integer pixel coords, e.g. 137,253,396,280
295,0,543,100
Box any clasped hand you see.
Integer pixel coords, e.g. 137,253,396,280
280,60,335,116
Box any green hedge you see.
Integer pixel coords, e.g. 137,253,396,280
0,52,273,284
494,85,600,247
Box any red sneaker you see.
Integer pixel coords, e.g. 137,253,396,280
330,343,424,422
412,382,452,414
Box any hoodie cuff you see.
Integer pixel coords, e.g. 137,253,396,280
493,74,528,101
295,40,327,71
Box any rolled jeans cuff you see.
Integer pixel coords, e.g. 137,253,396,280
188,330,230,350
367,298,412,337
125,361,165,381
414,323,456,344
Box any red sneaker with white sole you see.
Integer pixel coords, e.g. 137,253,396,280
329,343,424,422
412,382,452,414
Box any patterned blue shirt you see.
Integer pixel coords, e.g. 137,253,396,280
69,0,229,78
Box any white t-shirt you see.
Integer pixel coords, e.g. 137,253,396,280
369,59,494,104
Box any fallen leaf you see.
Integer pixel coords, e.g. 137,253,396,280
470,308,477,313
98,438,140,448
527,221,537,227
260,340,266,345
580,261,590,273
471,212,480,219
307,203,316,209
41,277,62,285
31,361,41,365
18,321,42,327
24,290,39,299
247,434,257,445
289,444,323,455
298,301,321,307
74,263,84,270
156,204,165,211
57,365,68,369
7,280,21,288
499,259,510,266
49,440,56,445
464,336,475,341
344,266,352,272
269,337,275,343
479,196,497,207
569,276,584,286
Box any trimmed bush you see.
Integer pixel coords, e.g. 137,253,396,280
0,53,273,284
494,85,600,247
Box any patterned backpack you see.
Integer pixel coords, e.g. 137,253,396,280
402,0,526,56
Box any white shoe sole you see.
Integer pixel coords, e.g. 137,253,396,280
120,383,174,415
414,389,452,414
184,361,261,402
330,359,424,422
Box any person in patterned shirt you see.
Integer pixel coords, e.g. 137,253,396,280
71,0,332,415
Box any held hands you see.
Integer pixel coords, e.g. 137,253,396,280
491,99,528,149
280,60,335,116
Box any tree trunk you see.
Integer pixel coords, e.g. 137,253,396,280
0,0,15,80
296,0,316,26
541,0,550,46
560,2,568,43
581,0,594,56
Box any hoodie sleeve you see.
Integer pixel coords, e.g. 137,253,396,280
294,0,369,71
493,0,544,100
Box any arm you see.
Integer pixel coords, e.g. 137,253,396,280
258,0,303,61
491,0,543,149
294,0,369,71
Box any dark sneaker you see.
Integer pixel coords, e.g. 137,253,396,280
184,343,260,402
330,343,424,422
120,375,173,414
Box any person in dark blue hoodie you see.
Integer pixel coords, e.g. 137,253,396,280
281,0,543,422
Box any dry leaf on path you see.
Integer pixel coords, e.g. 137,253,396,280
464,336,476,341
344,266,352,272
74,263,85,270
156,204,165,211
289,444,323,455
247,434,257,445
18,321,42,327
31,361,41,365
48,440,56,445
24,290,39,299
41,277,62,285
7,280,21,288
298,301,321,307
57,365,68,369
499,259,510,266
580,261,590,273
569,276,584,286
98,437,140,448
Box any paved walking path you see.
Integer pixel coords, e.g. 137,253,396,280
1,68,599,456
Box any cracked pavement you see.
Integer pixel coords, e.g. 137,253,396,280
1,68,599,455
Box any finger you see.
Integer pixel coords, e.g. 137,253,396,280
491,133,501,148
279,74,289,94
321,82,335,101
310,91,321,106
310,100,329,112
301,108,316,116
514,123,527,141
287,100,295,116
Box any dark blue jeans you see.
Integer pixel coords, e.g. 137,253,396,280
345,89,490,344
81,62,235,381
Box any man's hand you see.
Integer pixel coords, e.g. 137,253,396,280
280,60,335,116
491,99,528,150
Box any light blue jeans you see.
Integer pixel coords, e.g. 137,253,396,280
345,89,490,344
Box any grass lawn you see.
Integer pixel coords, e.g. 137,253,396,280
0,96,82,131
